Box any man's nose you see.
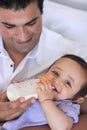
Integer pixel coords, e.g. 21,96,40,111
15,27,29,41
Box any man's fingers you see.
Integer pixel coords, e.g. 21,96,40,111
0,97,36,121
0,90,7,102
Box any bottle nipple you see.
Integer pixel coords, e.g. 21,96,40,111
38,76,49,83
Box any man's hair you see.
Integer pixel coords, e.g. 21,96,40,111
0,0,44,13
62,54,87,99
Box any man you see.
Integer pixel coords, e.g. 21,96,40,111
0,0,87,130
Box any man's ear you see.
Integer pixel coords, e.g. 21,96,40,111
73,97,85,104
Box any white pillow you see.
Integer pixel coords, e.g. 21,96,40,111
49,0,87,10
43,0,87,48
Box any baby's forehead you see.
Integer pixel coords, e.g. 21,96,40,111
53,57,75,66
52,57,86,75
54,57,85,68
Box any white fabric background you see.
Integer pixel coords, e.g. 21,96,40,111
43,0,87,48
49,0,87,10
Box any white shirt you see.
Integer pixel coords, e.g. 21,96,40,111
0,27,85,91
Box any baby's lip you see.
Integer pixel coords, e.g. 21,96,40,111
52,86,59,93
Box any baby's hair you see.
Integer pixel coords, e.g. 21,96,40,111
62,54,87,69
49,54,87,70
73,82,87,100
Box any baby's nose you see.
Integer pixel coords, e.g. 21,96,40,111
51,78,61,88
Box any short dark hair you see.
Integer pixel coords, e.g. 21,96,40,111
62,54,87,99
0,0,44,13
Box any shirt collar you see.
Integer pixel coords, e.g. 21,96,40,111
0,36,10,57
26,41,39,59
26,27,45,65
0,34,39,58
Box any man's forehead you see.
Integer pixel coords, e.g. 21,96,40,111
0,4,40,25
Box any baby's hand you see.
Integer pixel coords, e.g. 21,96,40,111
37,77,54,102
11,80,24,84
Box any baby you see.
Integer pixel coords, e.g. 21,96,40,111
3,54,87,130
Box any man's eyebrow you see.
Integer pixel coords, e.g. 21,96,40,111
1,17,39,26
25,17,39,25
1,22,15,27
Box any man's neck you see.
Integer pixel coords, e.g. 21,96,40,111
8,50,27,70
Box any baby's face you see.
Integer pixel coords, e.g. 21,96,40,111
45,57,87,100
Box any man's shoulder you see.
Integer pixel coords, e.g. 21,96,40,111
42,27,62,40
41,27,65,48
42,27,75,46
41,27,76,50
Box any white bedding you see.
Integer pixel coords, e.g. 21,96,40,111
43,0,87,47
49,0,87,10
43,0,87,62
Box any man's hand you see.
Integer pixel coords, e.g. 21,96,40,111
0,90,36,121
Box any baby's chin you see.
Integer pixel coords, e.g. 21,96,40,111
53,95,65,101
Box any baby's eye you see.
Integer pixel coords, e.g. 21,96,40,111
52,71,59,76
65,80,71,87
26,17,39,26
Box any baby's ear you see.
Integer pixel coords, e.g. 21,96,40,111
73,97,85,104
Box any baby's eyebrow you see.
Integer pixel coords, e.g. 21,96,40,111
68,75,74,83
52,66,62,71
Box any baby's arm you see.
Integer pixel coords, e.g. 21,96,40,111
40,100,73,130
37,81,73,130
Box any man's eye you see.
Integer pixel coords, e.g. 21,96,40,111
52,71,59,76
5,25,14,29
65,80,71,87
26,20,36,26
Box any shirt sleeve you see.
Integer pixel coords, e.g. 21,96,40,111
55,100,80,124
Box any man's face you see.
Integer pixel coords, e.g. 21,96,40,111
0,2,42,55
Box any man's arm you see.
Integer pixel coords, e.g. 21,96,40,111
21,125,50,130
71,98,87,130
80,98,87,113
71,113,87,130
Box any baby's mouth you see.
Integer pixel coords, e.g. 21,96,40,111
52,86,59,93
